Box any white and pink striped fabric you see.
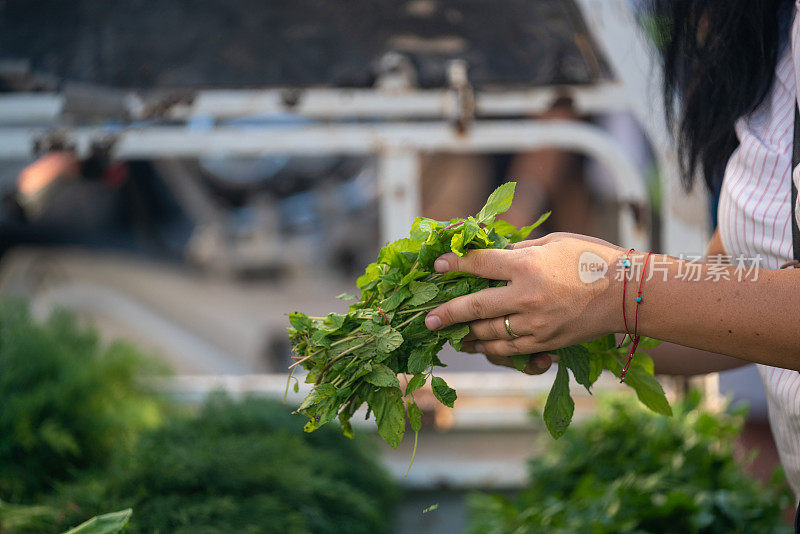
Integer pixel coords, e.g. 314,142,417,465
717,2,800,499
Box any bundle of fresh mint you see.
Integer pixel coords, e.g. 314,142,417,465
287,183,671,454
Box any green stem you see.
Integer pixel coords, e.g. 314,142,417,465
441,221,464,232
320,337,374,374
283,366,296,403
291,331,369,368
397,303,441,314
404,430,419,477
319,310,428,383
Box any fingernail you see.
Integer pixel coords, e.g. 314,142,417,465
425,314,442,330
434,258,451,273
475,342,485,353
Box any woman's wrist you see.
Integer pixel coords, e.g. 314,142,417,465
593,247,630,336
601,249,655,337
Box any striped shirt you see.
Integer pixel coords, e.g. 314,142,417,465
717,2,800,499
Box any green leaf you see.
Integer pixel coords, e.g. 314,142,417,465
378,238,416,270
407,281,439,306
405,374,427,395
510,211,551,242
365,363,400,387
632,351,655,375
452,220,480,256
309,330,331,347
489,219,517,236
335,293,356,300
298,383,336,411
553,345,592,393
323,313,346,331
417,241,447,269
407,349,433,374
583,333,617,352
407,401,423,432
422,504,439,514
625,366,673,416
451,231,467,257
377,327,404,353
442,323,470,351
543,363,574,439
411,216,438,239
477,182,516,224
62,509,132,534
486,229,511,249
356,262,381,289
444,279,470,298
431,376,457,408
369,387,406,448
510,354,530,372
602,352,623,376
339,411,354,439
400,269,429,286
588,353,604,384
636,336,662,350
288,312,312,331
381,287,411,312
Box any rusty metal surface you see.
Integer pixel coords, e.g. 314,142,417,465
0,0,609,89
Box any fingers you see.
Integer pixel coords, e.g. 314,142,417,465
471,335,549,357
519,353,555,374
462,341,555,375
508,233,565,249
469,315,529,340
425,286,516,330
509,232,625,252
434,249,516,280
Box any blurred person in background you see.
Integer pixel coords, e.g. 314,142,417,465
4,151,116,230
421,0,800,526
421,99,598,236
0,152,183,260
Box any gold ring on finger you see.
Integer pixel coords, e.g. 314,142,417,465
504,315,520,339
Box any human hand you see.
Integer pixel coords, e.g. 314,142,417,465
17,152,79,196
425,232,624,367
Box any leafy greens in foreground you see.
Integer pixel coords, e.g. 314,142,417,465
287,182,671,452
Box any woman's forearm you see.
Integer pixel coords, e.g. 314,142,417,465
628,254,800,369
646,342,748,376
425,235,799,372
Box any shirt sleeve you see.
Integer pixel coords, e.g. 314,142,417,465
792,3,800,228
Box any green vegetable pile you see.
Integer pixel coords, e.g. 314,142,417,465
287,183,672,454
467,391,792,533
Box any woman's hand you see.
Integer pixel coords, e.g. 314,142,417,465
424,233,625,372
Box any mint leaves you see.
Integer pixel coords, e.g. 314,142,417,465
477,181,516,225
287,182,670,452
431,377,457,408
543,363,574,439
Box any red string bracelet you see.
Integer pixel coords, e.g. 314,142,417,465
618,248,635,347
620,251,652,382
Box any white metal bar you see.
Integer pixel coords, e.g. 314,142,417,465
180,83,627,120
0,94,63,124
0,83,625,124
377,149,421,242
0,121,642,196
0,119,650,249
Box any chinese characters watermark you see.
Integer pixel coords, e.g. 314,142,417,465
611,253,762,283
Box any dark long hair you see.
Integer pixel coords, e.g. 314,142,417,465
648,0,792,191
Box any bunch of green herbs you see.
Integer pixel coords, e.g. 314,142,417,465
287,183,671,455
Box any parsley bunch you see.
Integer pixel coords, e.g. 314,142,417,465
287,183,671,455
